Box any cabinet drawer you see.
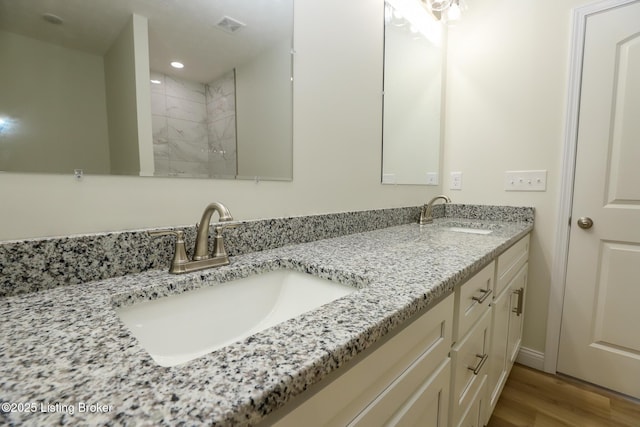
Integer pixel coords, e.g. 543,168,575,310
349,358,450,426
270,294,454,427
450,308,491,426
496,234,529,296
454,261,494,342
455,374,487,427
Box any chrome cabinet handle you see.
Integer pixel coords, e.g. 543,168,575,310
512,287,524,316
468,353,489,375
577,217,593,229
472,288,492,304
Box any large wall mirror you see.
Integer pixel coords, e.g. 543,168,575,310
382,0,445,185
0,0,293,181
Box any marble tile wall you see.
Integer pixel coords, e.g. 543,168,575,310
206,71,237,177
150,72,209,177
0,204,534,298
150,71,238,178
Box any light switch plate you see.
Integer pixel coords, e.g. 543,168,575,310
504,170,547,191
426,172,439,185
450,172,463,190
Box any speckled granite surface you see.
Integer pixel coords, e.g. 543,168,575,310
0,204,533,298
0,206,421,298
0,208,533,427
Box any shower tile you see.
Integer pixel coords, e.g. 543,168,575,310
166,95,207,122
151,92,167,116
167,118,207,143
165,75,206,103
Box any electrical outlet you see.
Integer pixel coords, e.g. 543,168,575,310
504,170,547,191
450,172,463,190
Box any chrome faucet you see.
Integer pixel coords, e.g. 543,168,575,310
149,202,236,274
419,195,451,225
193,202,233,260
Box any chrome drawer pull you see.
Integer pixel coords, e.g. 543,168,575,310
468,353,489,375
471,288,492,304
512,287,524,316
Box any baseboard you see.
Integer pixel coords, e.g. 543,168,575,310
516,346,545,371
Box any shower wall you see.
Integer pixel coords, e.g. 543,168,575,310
150,71,237,177
206,71,237,178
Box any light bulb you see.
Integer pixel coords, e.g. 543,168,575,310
428,0,452,12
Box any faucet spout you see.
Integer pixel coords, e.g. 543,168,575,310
193,202,234,260
419,195,451,225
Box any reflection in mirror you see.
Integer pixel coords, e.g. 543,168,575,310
0,0,293,181
382,0,444,185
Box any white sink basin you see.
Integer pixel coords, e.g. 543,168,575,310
115,269,356,367
443,226,493,235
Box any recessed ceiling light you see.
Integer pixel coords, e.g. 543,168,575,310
170,61,184,69
150,79,162,85
42,13,64,25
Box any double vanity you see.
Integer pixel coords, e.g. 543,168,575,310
0,204,532,426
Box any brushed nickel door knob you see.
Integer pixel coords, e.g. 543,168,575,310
577,217,594,229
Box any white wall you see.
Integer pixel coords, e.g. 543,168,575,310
443,0,593,353
236,38,293,180
132,15,154,177
0,0,440,241
0,31,110,174
104,15,142,175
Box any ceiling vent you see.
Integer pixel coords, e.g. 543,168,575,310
215,16,246,34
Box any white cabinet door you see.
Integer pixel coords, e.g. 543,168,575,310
506,264,527,365
487,284,510,412
487,238,529,420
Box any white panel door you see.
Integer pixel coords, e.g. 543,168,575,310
557,0,640,399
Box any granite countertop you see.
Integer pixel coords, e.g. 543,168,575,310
0,218,532,426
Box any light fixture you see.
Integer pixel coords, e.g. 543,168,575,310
150,79,162,85
426,0,452,12
445,0,467,21
170,61,184,69
386,0,443,47
421,0,466,21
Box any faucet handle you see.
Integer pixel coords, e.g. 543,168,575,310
148,229,190,274
211,220,241,259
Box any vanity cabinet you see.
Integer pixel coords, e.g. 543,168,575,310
486,234,529,419
263,234,530,427
450,262,494,427
269,293,454,427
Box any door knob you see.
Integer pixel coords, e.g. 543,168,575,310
577,217,593,229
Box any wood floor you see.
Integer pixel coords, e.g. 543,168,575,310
487,364,640,427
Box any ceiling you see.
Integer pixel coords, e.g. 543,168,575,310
0,0,293,83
